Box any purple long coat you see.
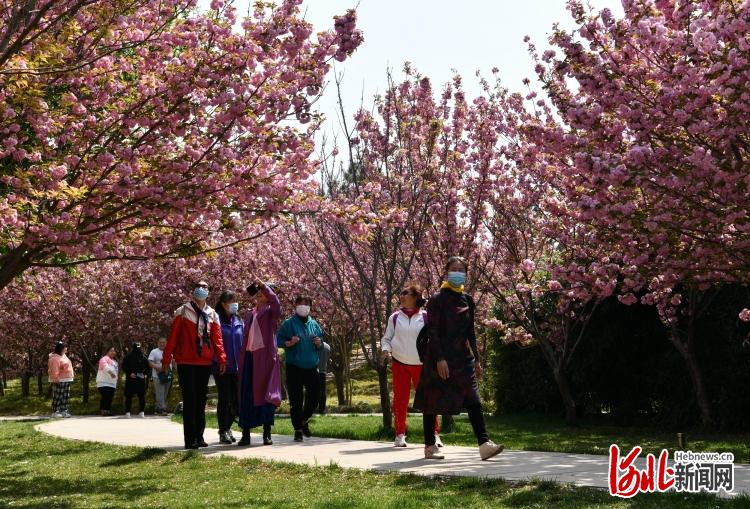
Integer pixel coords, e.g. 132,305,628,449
238,285,282,410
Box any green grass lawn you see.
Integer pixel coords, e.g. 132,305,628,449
1,420,747,508
185,412,750,464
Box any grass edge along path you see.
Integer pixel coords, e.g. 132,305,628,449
2,420,748,508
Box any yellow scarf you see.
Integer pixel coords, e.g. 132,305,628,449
441,280,464,293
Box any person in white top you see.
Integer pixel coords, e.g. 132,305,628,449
148,338,173,415
96,346,119,416
380,283,440,448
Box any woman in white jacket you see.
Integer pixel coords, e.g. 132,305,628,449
96,346,119,416
380,283,440,447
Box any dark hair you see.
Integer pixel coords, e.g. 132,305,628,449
127,342,145,361
294,295,312,306
403,283,427,308
105,346,116,355
54,341,65,355
216,290,236,323
445,256,468,272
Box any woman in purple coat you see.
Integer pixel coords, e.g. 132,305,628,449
237,281,282,446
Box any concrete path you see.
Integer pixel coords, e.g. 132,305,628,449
33,416,750,497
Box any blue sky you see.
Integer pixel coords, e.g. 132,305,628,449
200,0,623,139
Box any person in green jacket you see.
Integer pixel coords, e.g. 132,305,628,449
277,295,324,442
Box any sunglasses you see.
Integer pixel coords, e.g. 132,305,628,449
400,290,414,296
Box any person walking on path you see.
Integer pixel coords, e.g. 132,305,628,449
163,281,226,449
381,283,440,448
277,295,324,442
48,341,74,418
317,340,330,415
148,338,173,416
123,343,149,418
96,346,119,415
214,290,244,444
414,256,504,461
237,281,283,446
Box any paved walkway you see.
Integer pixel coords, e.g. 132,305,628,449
33,416,750,497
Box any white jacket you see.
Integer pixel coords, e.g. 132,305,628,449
96,356,119,389
381,310,427,366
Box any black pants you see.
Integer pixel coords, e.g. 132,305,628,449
317,372,327,414
124,378,146,413
286,364,319,430
424,403,489,446
216,372,238,433
98,387,115,411
177,364,211,447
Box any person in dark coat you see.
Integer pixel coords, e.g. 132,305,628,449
122,342,150,418
214,290,244,444
413,256,505,460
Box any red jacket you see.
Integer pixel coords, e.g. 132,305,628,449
163,301,226,367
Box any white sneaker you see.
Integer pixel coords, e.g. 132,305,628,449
424,444,444,460
479,440,504,461
51,412,62,418
62,411,71,418
394,434,407,447
434,434,443,447
138,412,145,418
125,412,131,418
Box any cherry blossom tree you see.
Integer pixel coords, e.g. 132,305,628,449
0,0,362,290
515,0,750,426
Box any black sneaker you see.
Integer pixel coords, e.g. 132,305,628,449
294,430,304,442
228,430,237,443
238,431,251,446
185,442,199,450
197,439,208,448
301,422,311,437
219,432,232,445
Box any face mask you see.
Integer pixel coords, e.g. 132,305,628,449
296,305,311,318
228,302,239,314
447,271,466,287
193,287,209,300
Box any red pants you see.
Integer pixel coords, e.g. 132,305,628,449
392,360,439,436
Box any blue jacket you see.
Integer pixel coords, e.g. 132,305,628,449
215,314,244,375
277,314,324,369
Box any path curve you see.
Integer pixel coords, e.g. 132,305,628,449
35,416,750,497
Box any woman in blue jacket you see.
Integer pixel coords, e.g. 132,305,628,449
277,295,324,442
214,290,244,444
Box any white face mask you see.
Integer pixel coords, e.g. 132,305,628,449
296,305,311,318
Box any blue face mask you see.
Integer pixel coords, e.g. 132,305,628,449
193,287,209,300
228,302,239,314
447,271,466,287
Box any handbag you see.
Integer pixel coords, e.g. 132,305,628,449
265,361,282,407
158,370,173,384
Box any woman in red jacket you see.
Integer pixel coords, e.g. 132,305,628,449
163,281,227,449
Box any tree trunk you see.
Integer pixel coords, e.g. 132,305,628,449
671,331,713,428
37,372,43,396
554,368,577,424
82,361,91,404
0,245,32,292
21,373,30,397
377,364,392,430
2,370,6,388
0,375,3,396
334,369,346,405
